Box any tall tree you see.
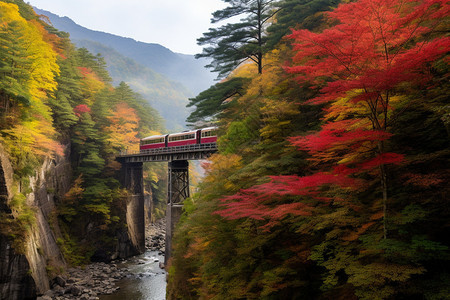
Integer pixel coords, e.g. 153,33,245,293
0,2,61,174
214,0,449,298
75,47,111,83
286,0,449,239
186,77,249,126
217,0,449,245
266,0,341,49
196,0,279,78
105,102,140,152
0,20,31,117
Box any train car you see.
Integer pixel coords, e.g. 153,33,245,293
140,134,167,151
167,130,198,147
140,127,218,153
200,127,218,144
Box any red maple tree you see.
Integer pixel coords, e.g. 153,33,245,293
216,0,449,238
73,104,91,117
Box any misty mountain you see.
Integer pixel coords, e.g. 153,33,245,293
34,8,215,95
34,7,215,129
74,39,192,130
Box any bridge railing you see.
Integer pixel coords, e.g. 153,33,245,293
118,142,218,157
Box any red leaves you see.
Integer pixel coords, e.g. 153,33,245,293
290,127,392,153
214,0,446,231
73,104,91,117
215,172,359,230
360,153,404,170
287,0,450,105
77,66,92,77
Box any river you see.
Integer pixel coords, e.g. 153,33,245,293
99,250,167,300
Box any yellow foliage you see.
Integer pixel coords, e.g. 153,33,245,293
223,46,294,126
230,61,258,79
1,120,63,166
247,48,288,97
105,102,140,151
0,2,60,100
80,70,105,105
0,2,62,162
324,92,371,122
202,153,242,193
0,2,23,24
26,26,60,100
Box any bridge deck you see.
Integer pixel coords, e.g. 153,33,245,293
116,143,218,162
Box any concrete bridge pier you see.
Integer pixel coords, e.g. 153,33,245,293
165,160,189,264
120,162,146,255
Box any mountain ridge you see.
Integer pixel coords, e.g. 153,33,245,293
34,7,215,95
33,7,214,129
74,39,192,130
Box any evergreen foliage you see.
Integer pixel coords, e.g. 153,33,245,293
186,77,250,126
196,0,279,78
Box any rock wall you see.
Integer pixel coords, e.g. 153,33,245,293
0,144,13,213
0,145,36,299
0,145,70,299
0,145,145,299
24,156,71,294
0,235,36,300
114,162,146,259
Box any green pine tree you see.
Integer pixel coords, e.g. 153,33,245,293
196,0,279,78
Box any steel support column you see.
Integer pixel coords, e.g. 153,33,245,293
165,160,189,264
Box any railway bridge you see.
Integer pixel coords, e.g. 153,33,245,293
116,143,217,264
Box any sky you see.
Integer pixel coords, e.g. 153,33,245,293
26,0,226,54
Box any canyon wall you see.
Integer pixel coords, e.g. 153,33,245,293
0,145,69,299
0,144,145,299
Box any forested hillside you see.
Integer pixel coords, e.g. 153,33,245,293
34,7,217,130
0,0,166,264
32,8,215,94
33,7,207,130
73,39,192,131
168,0,450,299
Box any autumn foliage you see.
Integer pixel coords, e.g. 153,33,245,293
1,0,165,265
169,0,449,298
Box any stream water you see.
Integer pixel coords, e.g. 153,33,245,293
99,251,166,300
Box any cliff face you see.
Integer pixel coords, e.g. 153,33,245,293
0,145,69,299
0,235,36,300
0,144,146,299
24,157,71,294
0,146,36,299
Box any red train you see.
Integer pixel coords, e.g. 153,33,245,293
140,127,218,152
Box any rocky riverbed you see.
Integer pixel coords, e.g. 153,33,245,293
145,219,166,255
37,220,166,300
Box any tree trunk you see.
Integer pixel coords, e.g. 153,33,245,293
378,141,388,239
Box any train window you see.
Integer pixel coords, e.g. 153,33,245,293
202,130,217,138
170,134,193,141
143,137,164,145
168,133,195,142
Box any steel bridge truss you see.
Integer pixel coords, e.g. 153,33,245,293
117,143,217,163
168,160,189,206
